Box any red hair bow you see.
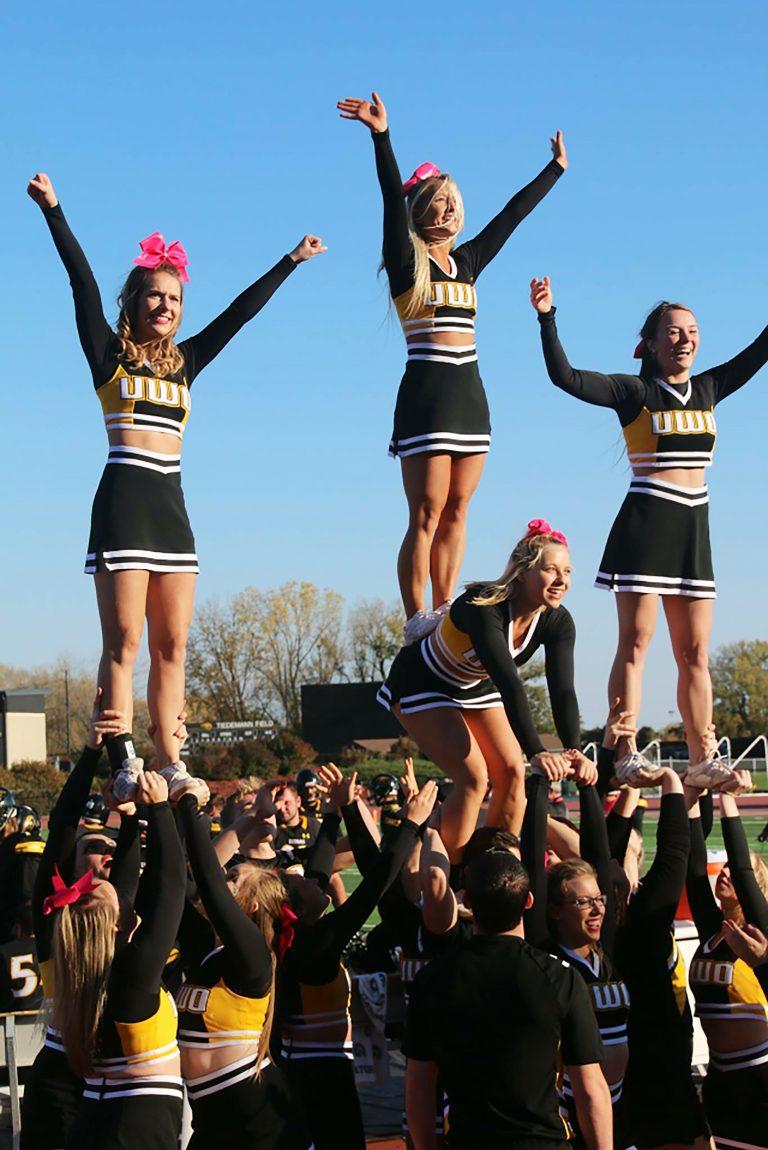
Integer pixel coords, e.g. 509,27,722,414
275,902,298,963
134,232,190,283
525,518,568,547
42,867,98,916
402,162,441,196
633,339,646,360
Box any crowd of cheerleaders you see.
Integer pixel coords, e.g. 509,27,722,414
21,87,768,1149
5,712,768,1150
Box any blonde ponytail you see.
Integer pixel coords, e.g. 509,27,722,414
51,897,117,1076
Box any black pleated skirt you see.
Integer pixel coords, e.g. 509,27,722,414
85,447,198,575
389,360,491,458
377,641,502,715
595,477,715,598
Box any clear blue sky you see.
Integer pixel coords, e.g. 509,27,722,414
2,1,767,729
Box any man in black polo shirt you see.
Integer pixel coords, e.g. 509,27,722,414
404,852,611,1150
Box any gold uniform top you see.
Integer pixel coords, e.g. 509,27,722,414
92,988,180,1074
99,364,191,441
689,932,768,1072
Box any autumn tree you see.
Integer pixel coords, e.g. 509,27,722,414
346,598,403,682
711,640,768,738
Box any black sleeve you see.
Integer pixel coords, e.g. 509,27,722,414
606,811,633,866
402,967,436,1061
521,773,550,948
596,746,616,800
341,802,381,877
559,966,605,1066
543,611,580,749
686,815,722,940
371,129,413,297
722,815,768,935
110,813,141,906
109,803,186,1012
700,790,714,841
178,795,272,990
41,205,116,384
578,784,616,955
303,811,342,890
176,896,216,973
451,598,546,757
458,159,564,280
33,745,102,958
537,309,644,418
627,793,688,935
179,256,298,383
307,820,420,958
709,325,768,403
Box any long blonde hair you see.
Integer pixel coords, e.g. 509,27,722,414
231,867,288,1074
728,854,768,927
116,265,185,377
51,895,118,1076
469,529,568,608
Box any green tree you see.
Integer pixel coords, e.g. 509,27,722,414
520,659,557,735
711,640,768,738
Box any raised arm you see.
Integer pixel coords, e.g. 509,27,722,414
337,93,413,294
459,133,567,280
27,174,115,381
709,323,768,403
626,771,688,933
180,233,325,382
521,771,551,948
577,781,616,955
178,794,272,987
685,784,723,940
720,787,768,935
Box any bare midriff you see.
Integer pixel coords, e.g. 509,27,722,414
107,428,182,456
405,330,475,349
603,1043,629,1089
181,1038,262,1080
96,1050,181,1080
631,465,706,488
701,1014,768,1056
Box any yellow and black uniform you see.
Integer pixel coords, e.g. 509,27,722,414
687,810,768,1150
22,746,141,1150
176,794,311,1150
614,792,709,1148
274,813,321,870
538,307,768,597
66,800,185,1150
404,934,603,1150
41,203,297,574
372,129,564,458
379,587,580,759
0,937,43,1014
279,816,420,1150
0,830,44,943
523,775,627,1146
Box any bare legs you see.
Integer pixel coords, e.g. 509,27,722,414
393,704,524,862
398,453,485,617
95,570,196,766
606,591,714,765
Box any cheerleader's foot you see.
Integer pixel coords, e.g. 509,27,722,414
615,751,665,787
159,761,210,806
403,601,451,646
112,757,144,803
684,754,735,791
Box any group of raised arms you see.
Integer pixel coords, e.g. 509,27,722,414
6,697,767,1150
22,87,768,1150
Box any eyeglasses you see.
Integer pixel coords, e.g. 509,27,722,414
565,895,607,910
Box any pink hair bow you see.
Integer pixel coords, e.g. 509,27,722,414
276,902,298,963
526,518,568,547
402,162,441,197
42,866,98,916
134,232,190,283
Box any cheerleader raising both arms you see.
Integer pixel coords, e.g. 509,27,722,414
530,275,768,778
28,172,325,797
339,92,567,642
378,521,589,862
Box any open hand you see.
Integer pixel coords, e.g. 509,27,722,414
566,749,598,787
530,276,553,314
289,234,327,263
337,91,388,133
136,771,169,806
604,698,637,750
102,777,137,817
722,920,768,967
400,756,418,803
316,763,357,810
27,172,58,210
530,751,572,782
405,779,439,826
550,130,568,170
87,688,127,749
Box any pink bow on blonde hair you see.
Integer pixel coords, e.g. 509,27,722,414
275,902,298,963
525,518,568,547
42,867,98,916
402,162,442,197
134,232,190,283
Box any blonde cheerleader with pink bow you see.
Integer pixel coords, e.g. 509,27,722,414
338,91,568,643
377,519,593,862
27,171,326,796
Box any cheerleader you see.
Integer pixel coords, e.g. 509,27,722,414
378,520,585,861
21,700,138,1150
530,276,768,778
685,772,768,1150
339,92,567,640
175,792,311,1150
278,778,437,1150
28,172,325,793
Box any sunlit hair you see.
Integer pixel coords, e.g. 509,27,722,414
726,853,768,926
0,814,19,840
469,530,569,608
231,867,288,1075
51,893,118,1076
117,265,184,377
637,300,694,380
546,858,599,932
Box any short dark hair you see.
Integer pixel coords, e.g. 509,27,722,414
462,825,520,868
464,852,530,934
